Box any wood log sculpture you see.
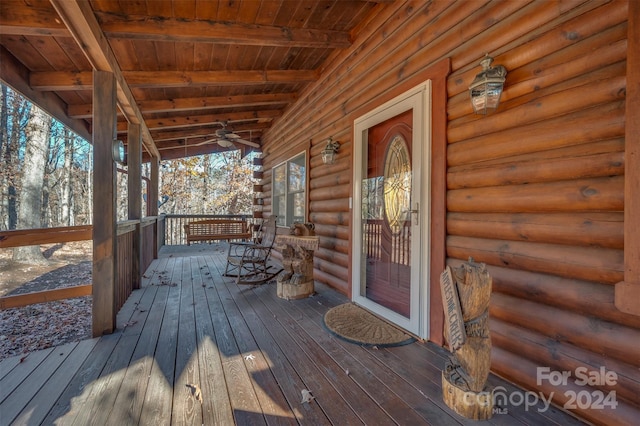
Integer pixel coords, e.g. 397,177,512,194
440,258,493,419
289,221,316,236
276,224,319,300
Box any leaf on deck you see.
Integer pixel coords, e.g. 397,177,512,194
186,383,203,403
301,389,315,404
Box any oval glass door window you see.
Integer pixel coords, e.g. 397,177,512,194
383,135,411,235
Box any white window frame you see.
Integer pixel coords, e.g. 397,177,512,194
272,151,307,227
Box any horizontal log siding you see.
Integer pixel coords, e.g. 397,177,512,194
259,1,638,424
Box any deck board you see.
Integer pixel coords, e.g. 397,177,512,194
262,284,444,425
139,257,181,425
109,273,165,424
257,283,397,425
12,338,98,425
0,347,55,402
207,256,330,425
201,256,296,426
43,332,121,425
193,256,236,426
1,342,79,424
240,279,366,425
0,245,587,426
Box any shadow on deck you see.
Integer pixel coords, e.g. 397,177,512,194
0,244,586,425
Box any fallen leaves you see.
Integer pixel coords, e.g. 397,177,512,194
301,389,315,404
186,383,203,403
0,296,92,360
0,251,93,360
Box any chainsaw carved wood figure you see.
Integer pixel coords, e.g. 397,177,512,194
440,258,493,419
275,230,319,300
289,221,316,236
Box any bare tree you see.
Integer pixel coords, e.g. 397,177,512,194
13,104,52,264
1,88,28,231
0,85,7,230
61,128,74,226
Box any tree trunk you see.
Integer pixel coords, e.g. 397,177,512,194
13,105,51,264
0,85,7,230
1,87,25,231
86,148,92,224
61,128,73,226
41,164,50,226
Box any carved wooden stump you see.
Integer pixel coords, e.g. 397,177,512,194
275,235,319,300
442,372,493,420
440,258,494,420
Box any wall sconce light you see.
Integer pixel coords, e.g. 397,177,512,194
321,137,340,164
469,54,507,115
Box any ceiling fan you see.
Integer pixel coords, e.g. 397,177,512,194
193,122,260,148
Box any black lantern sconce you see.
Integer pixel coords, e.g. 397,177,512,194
321,137,340,164
469,54,507,115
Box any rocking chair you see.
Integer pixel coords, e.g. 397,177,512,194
224,215,280,285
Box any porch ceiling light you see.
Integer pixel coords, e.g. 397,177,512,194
321,137,340,164
469,54,507,115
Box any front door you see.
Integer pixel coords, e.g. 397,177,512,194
352,82,431,337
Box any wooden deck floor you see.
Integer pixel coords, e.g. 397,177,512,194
0,244,586,425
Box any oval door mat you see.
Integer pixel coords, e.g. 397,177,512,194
323,303,415,347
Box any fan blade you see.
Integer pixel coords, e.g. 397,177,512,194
193,139,213,146
216,128,240,137
194,137,234,147
217,138,235,148
233,138,260,148
193,138,217,146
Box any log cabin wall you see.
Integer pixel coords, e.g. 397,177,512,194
259,1,638,424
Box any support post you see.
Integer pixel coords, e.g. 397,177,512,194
92,70,117,336
128,123,142,289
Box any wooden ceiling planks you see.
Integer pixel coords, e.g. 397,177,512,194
0,0,388,159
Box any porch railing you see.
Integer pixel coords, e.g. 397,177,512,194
0,225,93,310
0,217,161,313
162,214,254,245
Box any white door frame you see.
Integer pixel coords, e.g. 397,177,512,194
352,81,432,339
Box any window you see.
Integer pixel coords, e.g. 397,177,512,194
272,152,306,226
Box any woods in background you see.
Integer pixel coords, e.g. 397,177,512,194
1,85,256,261
156,150,256,218
0,86,93,234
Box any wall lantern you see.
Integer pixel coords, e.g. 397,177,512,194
469,54,507,115
112,139,126,163
321,137,340,164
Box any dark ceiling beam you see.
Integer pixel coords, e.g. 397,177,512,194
148,143,254,162
0,4,68,37
144,110,281,130
67,92,297,119
0,8,352,49
49,0,160,159
97,14,352,48
154,132,262,151
30,70,318,91
151,122,270,142
0,46,91,141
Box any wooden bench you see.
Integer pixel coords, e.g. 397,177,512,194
184,219,251,245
